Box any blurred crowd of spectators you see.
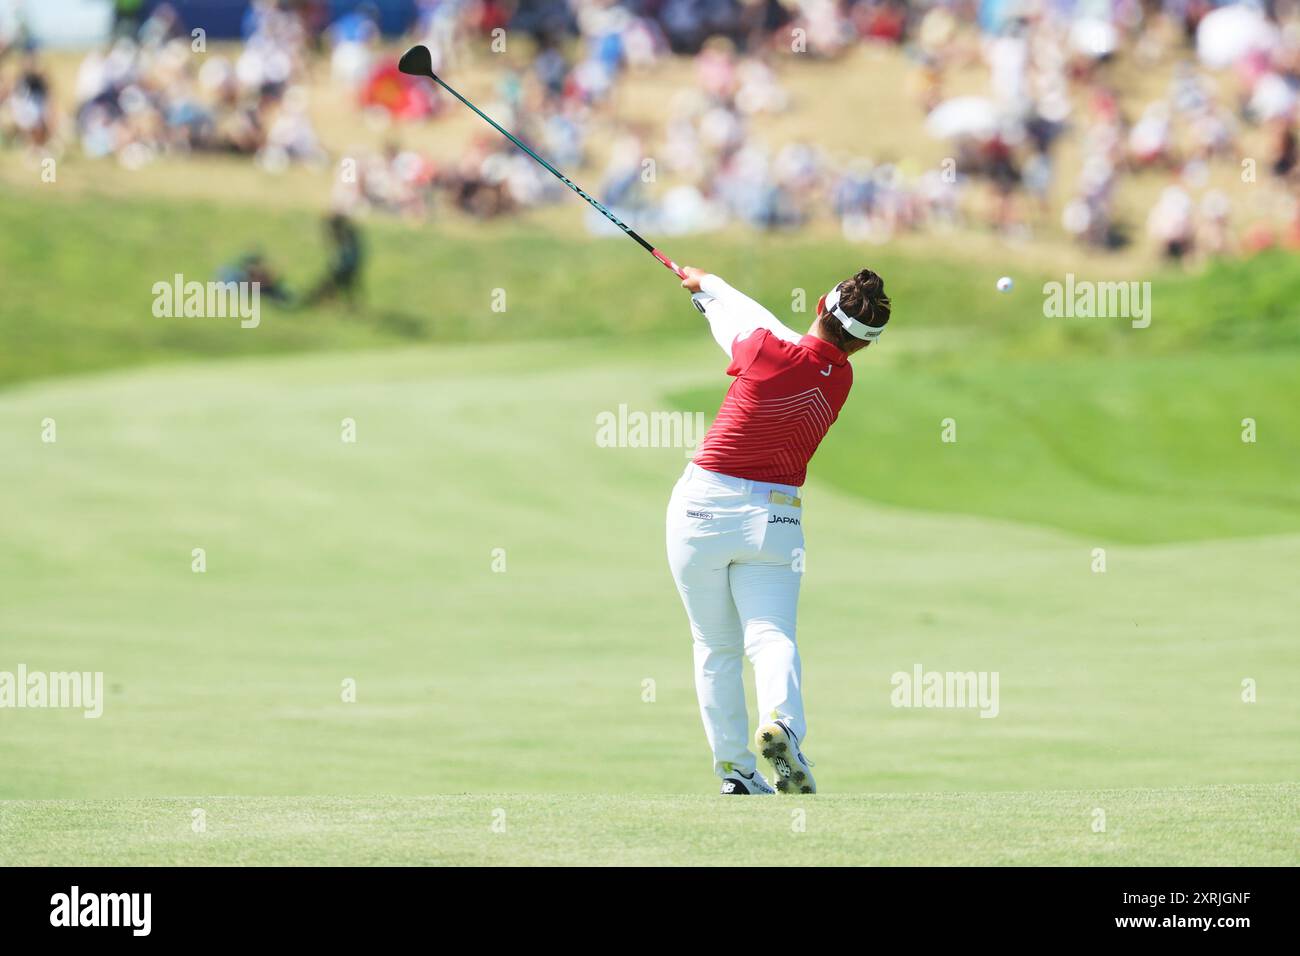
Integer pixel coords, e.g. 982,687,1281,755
0,2,332,170
5,0,1300,261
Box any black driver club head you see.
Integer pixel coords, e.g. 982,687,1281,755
398,44,434,78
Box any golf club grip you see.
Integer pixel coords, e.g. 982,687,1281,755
651,248,686,279
401,47,683,282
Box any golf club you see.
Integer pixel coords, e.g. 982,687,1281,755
398,44,685,279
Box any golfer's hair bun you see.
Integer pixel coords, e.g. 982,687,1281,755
840,269,891,329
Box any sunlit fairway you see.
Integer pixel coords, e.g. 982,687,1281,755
0,335,1294,858
1,164,1297,864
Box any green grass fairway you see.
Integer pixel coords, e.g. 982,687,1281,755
2,786,1293,866
3,188,1298,865
1,336,1296,864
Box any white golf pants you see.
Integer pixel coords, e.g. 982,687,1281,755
666,463,806,778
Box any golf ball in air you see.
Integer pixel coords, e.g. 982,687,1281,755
997,276,1014,293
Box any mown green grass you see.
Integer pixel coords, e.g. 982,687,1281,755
1,345,1295,805
1,191,1296,865
2,786,1293,866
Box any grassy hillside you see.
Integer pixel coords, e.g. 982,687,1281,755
1,187,1027,385
676,351,1300,543
7,188,1300,389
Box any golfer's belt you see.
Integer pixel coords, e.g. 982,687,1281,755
768,491,802,508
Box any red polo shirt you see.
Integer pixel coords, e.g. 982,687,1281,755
692,329,853,487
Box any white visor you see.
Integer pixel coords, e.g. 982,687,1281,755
825,285,884,341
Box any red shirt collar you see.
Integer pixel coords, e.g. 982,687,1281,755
799,334,848,366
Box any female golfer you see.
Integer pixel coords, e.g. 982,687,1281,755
668,267,892,795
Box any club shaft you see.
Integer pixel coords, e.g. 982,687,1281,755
421,70,683,278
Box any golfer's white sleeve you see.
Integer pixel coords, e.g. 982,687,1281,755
692,274,801,357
